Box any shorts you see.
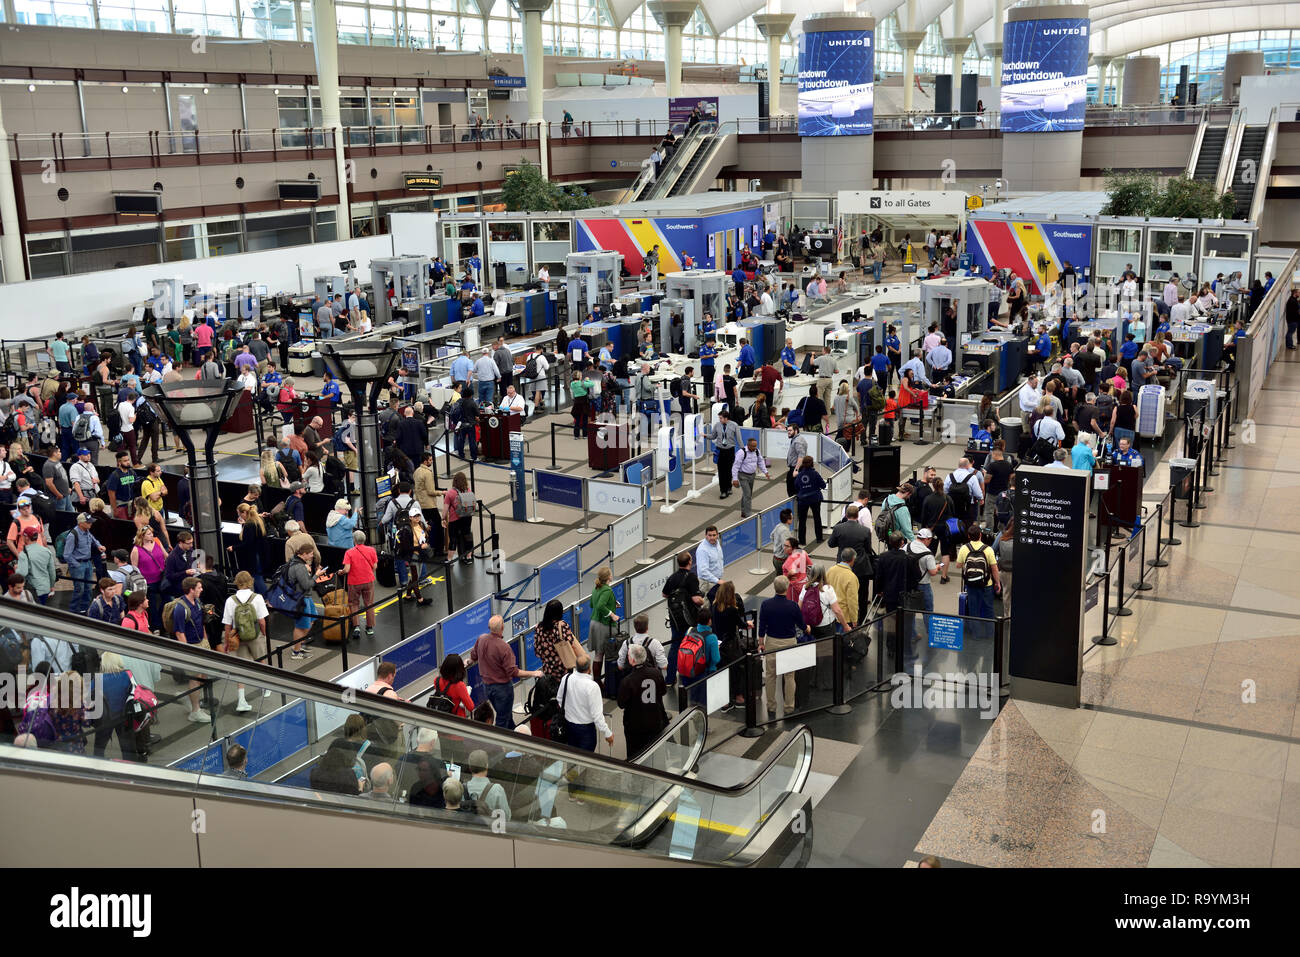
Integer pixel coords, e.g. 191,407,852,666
179,638,211,681
233,633,268,662
295,596,318,631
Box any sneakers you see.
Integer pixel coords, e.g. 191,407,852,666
290,649,312,660
235,696,252,712
187,709,212,724
365,627,374,636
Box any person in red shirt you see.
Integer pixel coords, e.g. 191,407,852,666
192,320,214,364
341,528,378,637
431,654,476,717
756,360,782,410
120,591,151,633
880,391,898,445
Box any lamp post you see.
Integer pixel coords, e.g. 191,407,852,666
319,338,401,545
144,380,244,576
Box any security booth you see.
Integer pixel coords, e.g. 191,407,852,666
314,274,348,302
663,270,729,355
370,256,428,327
564,251,623,325
920,275,996,370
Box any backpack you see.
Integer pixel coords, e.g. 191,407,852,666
119,564,148,598
873,501,905,543
666,584,698,633
948,472,977,516
527,674,560,721
523,355,539,380
993,490,1014,527
0,628,27,674
38,417,57,448
162,598,198,638
276,450,302,483
133,401,157,431
426,677,457,715
125,670,159,733
332,423,354,452
17,701,56,743
963,543,992,590
72,412,93,442
676,628,708,679
232,594,259,643
800,584,824,628
453,487,476,519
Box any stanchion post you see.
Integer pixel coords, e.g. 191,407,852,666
551,422,557,470
443,558,455,615
527,470,544,524
1134,522,1153,591
829,627,851,714
1091,570,1116,646
1114,547,1133,617
1149,500,1171,566
741,650,764,737
748,515,765,576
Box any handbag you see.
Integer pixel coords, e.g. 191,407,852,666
555,624,590,672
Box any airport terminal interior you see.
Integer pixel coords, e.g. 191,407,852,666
0,0,1299,888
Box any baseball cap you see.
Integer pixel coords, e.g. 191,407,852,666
77,513,92,525
916,528,933,539
22,526,39,539
76,447,90,456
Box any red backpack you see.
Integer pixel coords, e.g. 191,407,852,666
676,629,708,679
800,584,824,628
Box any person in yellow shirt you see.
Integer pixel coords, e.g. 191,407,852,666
140,463,167,521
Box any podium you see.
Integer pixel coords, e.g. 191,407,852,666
481,411,521,460
589,418,633,471
220,390,255,434
294,395,335,438
1098,464,1143,544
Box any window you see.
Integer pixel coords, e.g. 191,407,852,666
98,0,170,32
533,220,569,242
13,0,95,28
242,0,298,39
315,208,337,242
246,212,312,250
26,235,69,279
174,0,238,36
337,2,368,43
207,219,243,257
164,223,203,261
489,221,524,242
69,226,161,274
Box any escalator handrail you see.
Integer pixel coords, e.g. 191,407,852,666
0,602,812,800
648,122,713,199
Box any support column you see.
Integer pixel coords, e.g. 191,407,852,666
0,94,26,282
999,4,1090,191
753,12,795,117
649,1,698,99
310,0,351,238
513,0,553,179
1122,55,1160,106
986,41,1003,109
798,12,876,192
1091,55,1111,105
898,31,926,113
944,38,971,82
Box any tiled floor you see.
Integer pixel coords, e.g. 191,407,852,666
903,346,1300,868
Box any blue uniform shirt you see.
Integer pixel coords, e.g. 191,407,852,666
470,298,485,316
871,353,890,373
780,346,797,371
1120,340,1139,363
701,319,717,337
885,334,900,356
738,344,757,367
1035,333,1052,357
320,380,341,403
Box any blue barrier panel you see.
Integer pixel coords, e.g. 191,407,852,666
535,470,584,509
524,627,540,672
539,547,580,603
278,762,316,790
760,498,795,547
443,598,492,657
929,615,964,651
739,427,761,448
174,743,224,774
720,518,758,565
385,627,440,690
577,580,624,643
237,699,310,777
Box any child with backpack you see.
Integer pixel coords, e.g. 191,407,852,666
676,606,719,702
221,570,270,713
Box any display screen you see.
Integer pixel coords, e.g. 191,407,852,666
1000,18,1089,133
798,29,875,137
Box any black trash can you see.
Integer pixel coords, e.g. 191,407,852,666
999,416,1023,455
1169,457,1196,500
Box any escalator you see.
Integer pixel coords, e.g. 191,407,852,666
1190,124,1228,184
0,603,814,867
645,123,713,200
1228,125,1269,220
664,122,738,198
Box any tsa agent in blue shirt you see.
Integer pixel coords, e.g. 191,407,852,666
568,335,590,371
598,344,614,370
468,255,482,281
320,370,342,404
1156,320,1170,335
1112,441,1143,469
884,328,901,373
699,338,717,386
1119,335,1139,364
732,266,747,297
737,340,757,375
701,314,717,339
470,294,485,317
780,343,797,377
870,346,891,389
1035,330,1052,360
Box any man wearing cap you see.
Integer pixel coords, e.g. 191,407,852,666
64,512,107,615
57,392,79,463
906,527,941,624
283,482,307,529
69,447,100,506
16,527,56,604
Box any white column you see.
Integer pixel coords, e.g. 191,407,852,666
753,13,795,117
0,95,26,282
310,0,351,238
990,0,1005,108
514,0,553,178
649,1,699,100
899,32,926,113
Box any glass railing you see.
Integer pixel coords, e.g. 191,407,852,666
0,602,812,865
